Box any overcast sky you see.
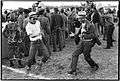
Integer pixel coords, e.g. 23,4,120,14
2,1,119,10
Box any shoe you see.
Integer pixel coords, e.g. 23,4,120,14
53,49,57,52
110,44,113,47
67,70,76,75
112,40,116,42
104,47,111,49
17,60,25,68
91,65,99,71
9,60,14,67
25,65,31,74
18,65,25,68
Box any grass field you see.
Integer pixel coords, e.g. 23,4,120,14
1,25,118,79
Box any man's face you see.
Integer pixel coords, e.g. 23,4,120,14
29,15,37,24
81,17,86,23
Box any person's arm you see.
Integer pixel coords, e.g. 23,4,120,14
2,24,9,38
25,23,32,37
46,18,51,35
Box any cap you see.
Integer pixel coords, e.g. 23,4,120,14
29,12,37,16
78,11,86,16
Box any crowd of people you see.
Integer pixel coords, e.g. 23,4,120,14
2,1,119,75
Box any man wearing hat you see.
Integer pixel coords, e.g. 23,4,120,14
68,15,101,75
25,12,49,71
50,7,64,52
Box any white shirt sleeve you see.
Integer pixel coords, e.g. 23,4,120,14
25,23,32,36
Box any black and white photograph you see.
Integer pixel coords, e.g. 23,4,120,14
1,0,119,80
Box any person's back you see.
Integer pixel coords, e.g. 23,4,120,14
38,16,51,35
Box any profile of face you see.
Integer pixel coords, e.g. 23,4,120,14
29,15,37,24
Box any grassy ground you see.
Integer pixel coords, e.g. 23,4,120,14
2,25,118,79
2,36,118,79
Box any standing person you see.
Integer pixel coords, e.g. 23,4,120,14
68,16,101,75
25,12,50,71
104,17,115,49
45,7,51,24
22,9,31,57
37,8,51,56
17,9,25,31
68,7,77,35
3,18,24,68
50,8,64,52
91,7,101,37
60,9,68,48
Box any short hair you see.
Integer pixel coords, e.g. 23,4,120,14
46,8,50,13
54,8,59,13
37,9,45,15
61,9,64,13
71,7,74,11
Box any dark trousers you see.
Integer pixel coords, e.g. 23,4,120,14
106,27,115,48
27,39,49,67
52,30,62,51
103,27,108,40
42,36,51,56
70,41,98,71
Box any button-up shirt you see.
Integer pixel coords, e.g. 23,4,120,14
26,20,42,41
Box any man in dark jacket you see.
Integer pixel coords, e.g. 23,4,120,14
104,17,115,49
38,8,51,56
68,18,101,75
91,7,101,37
50,8,64,52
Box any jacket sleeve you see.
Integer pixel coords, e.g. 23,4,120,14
50,15,55,32
45,18,51,35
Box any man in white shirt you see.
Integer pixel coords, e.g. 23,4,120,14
25,12,49,71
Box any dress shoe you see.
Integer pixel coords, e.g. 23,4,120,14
9,60,14,67
104,47,111,49
18,64,25,68
25,65,31,74
67,70,76,75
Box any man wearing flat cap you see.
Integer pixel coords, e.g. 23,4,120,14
25,12,49,71
50,7,64,52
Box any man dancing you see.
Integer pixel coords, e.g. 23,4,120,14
68,14,101,75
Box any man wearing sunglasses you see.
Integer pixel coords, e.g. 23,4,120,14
25,12,49,71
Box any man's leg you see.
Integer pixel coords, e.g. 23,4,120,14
38,40,50,63
42,36,51,56
26,42,37,68
52,32,57,52
83,42,99,71
58,30,62,51
68,42,83,74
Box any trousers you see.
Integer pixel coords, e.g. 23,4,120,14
70,41,98,71
26,39,49,67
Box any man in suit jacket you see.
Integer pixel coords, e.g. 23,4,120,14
50,8,64,52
